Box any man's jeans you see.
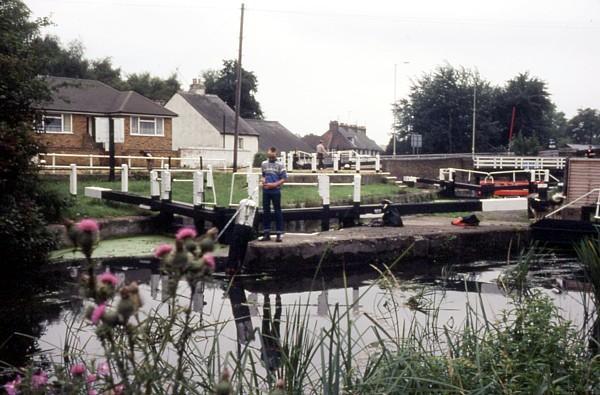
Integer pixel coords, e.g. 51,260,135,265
263,189,283,234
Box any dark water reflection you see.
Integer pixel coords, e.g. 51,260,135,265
0,252,593,372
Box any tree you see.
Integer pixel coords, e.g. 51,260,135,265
497,73,555,148
124,72,180,103
392,65,502,154
0,0,57,268
31,35,180,101
203,59,263,119
566,108,600,145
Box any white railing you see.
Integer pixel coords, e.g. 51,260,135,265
439,168,554,184
228,171,363,207
280,150,381,173
545,188,600,219
38,152,185,174
66,163,218,206
474,156,566,170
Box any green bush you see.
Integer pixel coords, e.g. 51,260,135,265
0,196,56,269
253,151,267,167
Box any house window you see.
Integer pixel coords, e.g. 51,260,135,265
238,137,244,149
130,116,164,136
40,113,72,133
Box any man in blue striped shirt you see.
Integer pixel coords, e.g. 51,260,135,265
260,147,287,242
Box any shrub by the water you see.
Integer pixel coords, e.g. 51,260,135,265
0,0,61,268
253,152,268,167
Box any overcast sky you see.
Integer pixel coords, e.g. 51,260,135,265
27,0,600,145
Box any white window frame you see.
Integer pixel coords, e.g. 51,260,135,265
238,137,244,150
130,116,165,137
40,113,73,134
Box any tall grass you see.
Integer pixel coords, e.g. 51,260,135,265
5,242,600,393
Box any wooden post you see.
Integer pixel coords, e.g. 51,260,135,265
280,151,286,169
318,174,330,231
355,154,361,173
206,164,214,188
311,153,317,173
70,164,77,196
333,152,339,173
353,174,361,224
287,151,294,172
52,154,56,174
161,170,171,201
375,153,381,173
193,170,204,206
150,170,160,200
121,164,128,192
89,154,94,175
108,117,115,182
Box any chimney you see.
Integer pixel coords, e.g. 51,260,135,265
329,120,339,132
189,77,205,95
357,126,366,135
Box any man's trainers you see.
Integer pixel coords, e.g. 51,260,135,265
275,234,282,243
259,234,271,242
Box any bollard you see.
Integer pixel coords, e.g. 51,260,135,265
318,174,330,231
69,163,77,196
287,152,294,172
161,170,171,201
193,170,204,206
375,153,381,173
206,164,214,189
355,155,361,173
311,153,317,173
333,152,339,173
150,170,160,199
121,164,128,192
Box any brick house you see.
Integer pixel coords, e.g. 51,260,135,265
321,121,383,156
35,76,177,164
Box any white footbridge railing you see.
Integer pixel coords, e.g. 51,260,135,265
278,150,381,173
474,156,566,170
439,168,560,184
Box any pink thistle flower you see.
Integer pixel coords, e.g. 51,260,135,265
98,272,118,287
31,371,48,389
77,219,99,233
114,384,125,394
71,363,86,377
96,361,110,377
203,253,216,270
91,304,106,325
4,376,21,395
87,373,97,384
175,227,197,241
153,243,173,258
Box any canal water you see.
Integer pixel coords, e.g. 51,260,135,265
0,243,594,373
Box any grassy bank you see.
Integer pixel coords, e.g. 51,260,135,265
41,173,423,219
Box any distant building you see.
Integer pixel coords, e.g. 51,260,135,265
244,119,313,153
165,79,259,167
322,121,382,156
34,76,177,158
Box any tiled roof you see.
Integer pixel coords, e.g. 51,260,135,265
37,76,176,117
245,119,313,152
179,93,258,136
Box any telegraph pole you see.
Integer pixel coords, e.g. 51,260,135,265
471,82,477,157
393,64,397,156
233,3,245,172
